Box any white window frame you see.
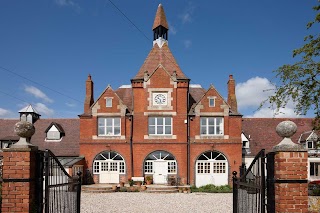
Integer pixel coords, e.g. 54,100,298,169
98,117,121,136
310,162,320,177
200,117,224,135
148,117,172,135
208,97,216,107
307,141,314,149
106,97,113,107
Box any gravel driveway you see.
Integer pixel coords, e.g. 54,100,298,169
81,192,232,213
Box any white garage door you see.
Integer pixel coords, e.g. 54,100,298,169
93,151,125,184
196,151,228,187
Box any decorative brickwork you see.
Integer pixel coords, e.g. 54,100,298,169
1,148,37,213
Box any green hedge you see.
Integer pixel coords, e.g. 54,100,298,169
191,184,232,193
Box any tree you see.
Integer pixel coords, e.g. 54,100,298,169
264,2,320,129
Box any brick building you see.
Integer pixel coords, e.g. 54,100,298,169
79,4,242,187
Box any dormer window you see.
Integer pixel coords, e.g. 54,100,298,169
106,97,113,107
45,122,65,141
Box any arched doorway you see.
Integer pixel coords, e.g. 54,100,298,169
195,151,228,187
144,150,177,184
92,151,125,183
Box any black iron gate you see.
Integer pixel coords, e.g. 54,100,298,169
233,149,275,213
36,149,82,213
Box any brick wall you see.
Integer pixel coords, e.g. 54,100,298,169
274,151,308,213
1,149,37,213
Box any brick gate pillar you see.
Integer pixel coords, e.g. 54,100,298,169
1,121,38,213
272,121,308,213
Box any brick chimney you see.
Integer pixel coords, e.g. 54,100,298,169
84,74,94,114
227,74,238,113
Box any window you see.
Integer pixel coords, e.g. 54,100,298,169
307,141,314,149
93,161,100,173
106,98,112,107
213,162,226,173
119,162,125,174
168,161,177,173
310,162,320,176
148,117,172,135
197,162,211,174
144,161,153,173
200,117,223,135
98,118,120,136
209,98,215,107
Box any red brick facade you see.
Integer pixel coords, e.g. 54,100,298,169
79,4,242,186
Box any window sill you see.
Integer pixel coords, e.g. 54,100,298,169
195,135,228,139
92,135,125,140
45,138,62,142
144,135,177,139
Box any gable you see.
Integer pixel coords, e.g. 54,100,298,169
192,85,229,116
91,86,127,116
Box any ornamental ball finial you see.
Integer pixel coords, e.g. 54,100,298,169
276,120,297,138
14,121,35,138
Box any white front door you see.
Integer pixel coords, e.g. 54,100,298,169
153,161,168,184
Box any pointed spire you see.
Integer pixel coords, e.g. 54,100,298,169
152,4,169,30
153,4,169,44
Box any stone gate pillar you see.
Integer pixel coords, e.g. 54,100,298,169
1,121,38,213
272,121,308,213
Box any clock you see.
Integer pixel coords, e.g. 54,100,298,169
153,93,167,105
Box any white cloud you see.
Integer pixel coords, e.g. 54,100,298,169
168,22,177,35
237,77,301,118
183,40,192,48
0,108,13,117
24,85,53,103
34,103,54,117
54,0,81,12
66,102,76,107
236,77,275,109
179,2,195,24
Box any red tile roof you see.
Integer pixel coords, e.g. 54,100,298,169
242,118,315,156
152,4,169,30
115,87,133,111
0,118,80,156
132,43,188,80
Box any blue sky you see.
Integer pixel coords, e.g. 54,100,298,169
0,0,317,119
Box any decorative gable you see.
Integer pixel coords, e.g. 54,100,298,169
91,85,128,116
192,85,229,117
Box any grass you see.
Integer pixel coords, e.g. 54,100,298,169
190,184,232,193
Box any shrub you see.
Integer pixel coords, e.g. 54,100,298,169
191,184,232,193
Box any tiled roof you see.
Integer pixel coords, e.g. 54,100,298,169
152,4,169,30
189,87,206,104
0,118,80,156
132,43,188,80
115,87,133,111
242,118,315,156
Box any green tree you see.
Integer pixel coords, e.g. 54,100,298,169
264,2,320,128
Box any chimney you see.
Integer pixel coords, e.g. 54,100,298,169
227,74,238,113
84,74,94,114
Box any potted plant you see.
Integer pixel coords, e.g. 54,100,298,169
145,176,153,185
128,178,134,186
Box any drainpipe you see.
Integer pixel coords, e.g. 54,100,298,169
187,82,190,185
130,115,134,178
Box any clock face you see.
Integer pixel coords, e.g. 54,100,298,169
154,93,167,105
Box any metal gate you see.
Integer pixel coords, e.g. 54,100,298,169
233,149,275,213
36,149,82,213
